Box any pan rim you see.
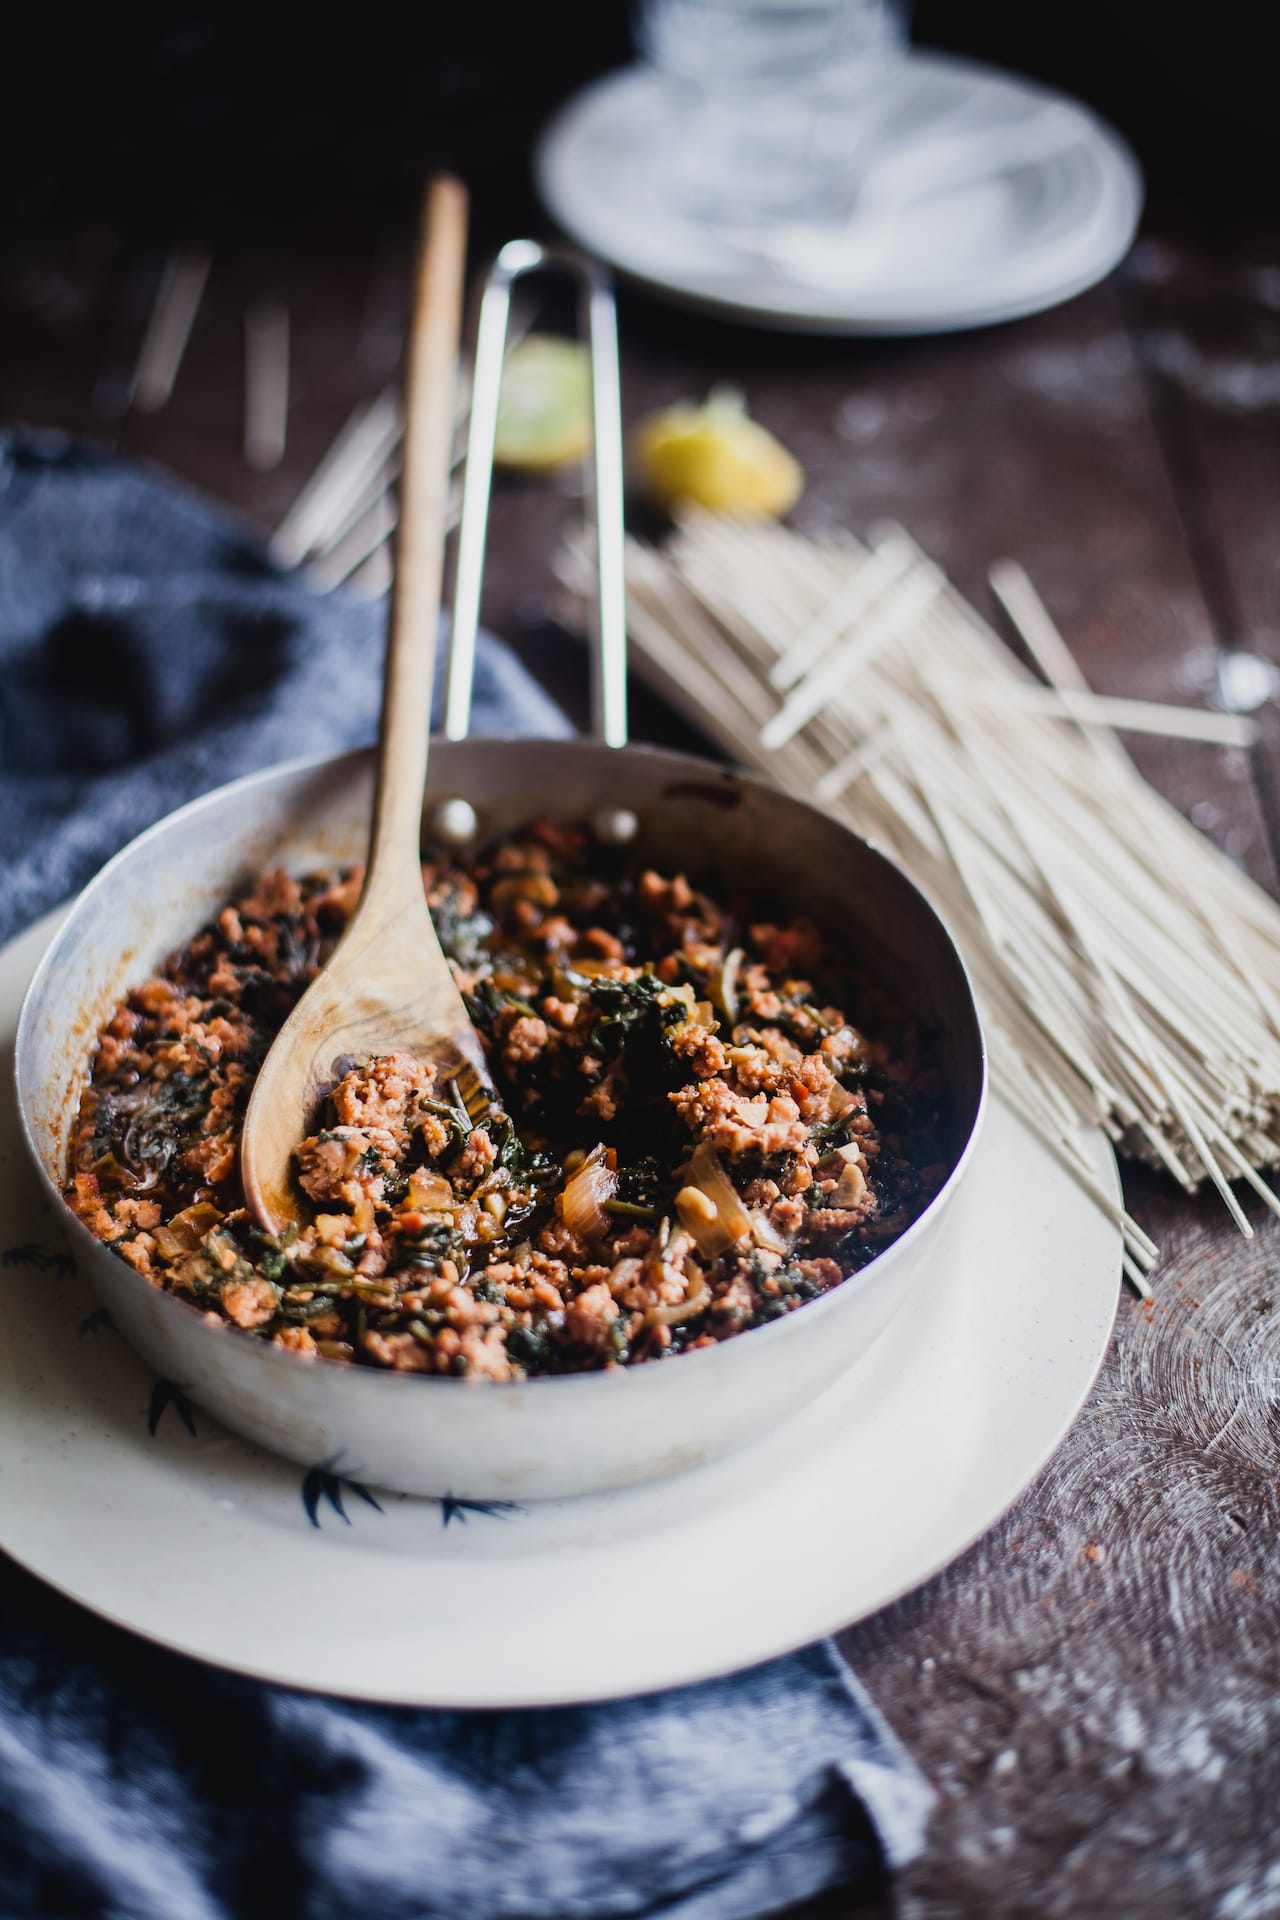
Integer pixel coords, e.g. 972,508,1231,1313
15,736,988,1397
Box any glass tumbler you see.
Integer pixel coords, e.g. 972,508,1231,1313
633,0,911,226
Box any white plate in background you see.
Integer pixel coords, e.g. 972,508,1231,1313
535,52,1144,334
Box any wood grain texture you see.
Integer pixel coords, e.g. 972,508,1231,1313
369,176,468,885
1126,207,1280,885
2,169,1277,1918
845,1183,1280,1919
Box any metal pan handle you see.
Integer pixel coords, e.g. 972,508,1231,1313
444,239,628,749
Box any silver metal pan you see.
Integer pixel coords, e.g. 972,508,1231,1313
14,245,986,1501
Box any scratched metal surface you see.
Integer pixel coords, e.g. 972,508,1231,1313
2,113,1278,1913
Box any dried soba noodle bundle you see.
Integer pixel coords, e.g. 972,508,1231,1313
563,515,1280,1296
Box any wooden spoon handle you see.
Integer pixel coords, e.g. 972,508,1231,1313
366,174,469,901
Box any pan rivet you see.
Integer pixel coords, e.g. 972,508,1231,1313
428,797,479,846
592,805,639,845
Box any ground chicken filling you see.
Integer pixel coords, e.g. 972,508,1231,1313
65,821,950,1378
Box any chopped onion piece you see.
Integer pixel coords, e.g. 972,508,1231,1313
408,1168,455,1210
153,1203,224,1261
711,946,743,1023
678,1141,751,1257
644,1285,711,1328
560,1144,617,1240
312,1245,355,1277
830,1158,867,1208
749,1209,787,1252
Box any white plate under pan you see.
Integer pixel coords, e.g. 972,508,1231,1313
0,908,1120,1706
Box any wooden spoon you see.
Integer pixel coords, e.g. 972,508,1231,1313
241,175,491,1236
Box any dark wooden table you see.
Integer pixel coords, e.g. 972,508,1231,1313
3,47,1279,1917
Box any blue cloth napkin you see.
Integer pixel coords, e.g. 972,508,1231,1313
0,430,933,1919
0,427,568,945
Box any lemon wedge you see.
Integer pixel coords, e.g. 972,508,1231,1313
632,387,804,518
493,336,592,472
